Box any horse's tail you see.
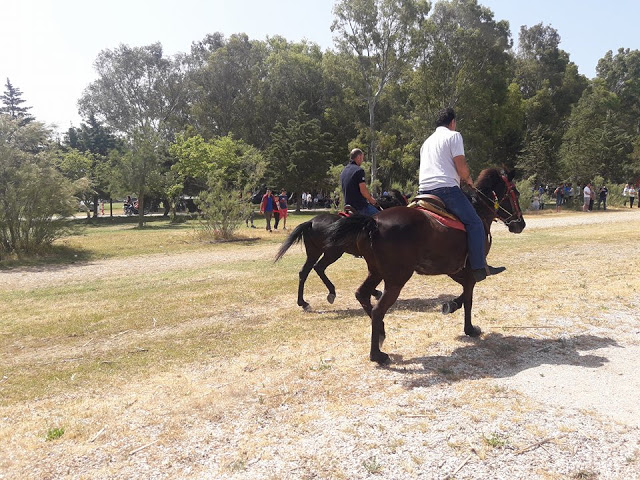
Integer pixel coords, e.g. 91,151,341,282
274,220,312,262
325,214,377,250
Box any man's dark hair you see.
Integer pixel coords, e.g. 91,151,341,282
435,107,456,128
350,148,364,161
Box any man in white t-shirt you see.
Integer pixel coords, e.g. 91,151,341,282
419,107,498,283
582,183,592,212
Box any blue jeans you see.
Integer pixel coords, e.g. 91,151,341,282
420,186,486,270
357,204,380,216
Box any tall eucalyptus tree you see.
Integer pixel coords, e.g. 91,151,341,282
331,0,429,189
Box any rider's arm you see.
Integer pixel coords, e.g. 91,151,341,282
359,182,378,206
453,155,474,188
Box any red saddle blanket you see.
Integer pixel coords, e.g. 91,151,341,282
417,206,466,232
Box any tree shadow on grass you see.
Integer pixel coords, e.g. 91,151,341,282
385,333,619,389
0,245,92,271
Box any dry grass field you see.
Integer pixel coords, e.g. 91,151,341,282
1,208,639,479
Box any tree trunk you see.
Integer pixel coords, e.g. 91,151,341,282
138,193,145,228
369,100,377,192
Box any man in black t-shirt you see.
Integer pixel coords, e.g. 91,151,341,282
339,148,379,216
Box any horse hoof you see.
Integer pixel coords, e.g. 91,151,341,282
465,326,482,337
302,303,312,312
370,351,390,365
373,289,382,300
327,293,336,304
442,301,458,315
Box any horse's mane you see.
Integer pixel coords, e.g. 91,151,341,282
475,168,503,192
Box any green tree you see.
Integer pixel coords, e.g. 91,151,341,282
0,117,75,255
189,34,268,144
1,78,34,125
560,80,633,183
411,0,516,171
514,23,587,181
266,108,333,211
170,132,266,234
79,43,187,139
170,133,266,193
331,0,429,189
113,127,167,227
64,114,123,217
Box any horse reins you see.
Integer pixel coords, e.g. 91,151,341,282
474,174,523,226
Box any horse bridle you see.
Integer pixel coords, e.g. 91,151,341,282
475,174,523,226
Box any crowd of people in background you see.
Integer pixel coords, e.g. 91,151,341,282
259,188,289,232
531,182,639,212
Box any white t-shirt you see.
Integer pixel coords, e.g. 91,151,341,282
583,186,591,198
419,126,465,191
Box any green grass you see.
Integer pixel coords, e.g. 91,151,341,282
45,427,65,441
2,210,639,408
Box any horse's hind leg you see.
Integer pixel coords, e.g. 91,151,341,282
369,284,403,364
442,293,463,315
298,253,321,310
313,248,343,304
448,272,481,336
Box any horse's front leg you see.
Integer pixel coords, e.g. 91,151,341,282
355,272,382,318
462,278,481,337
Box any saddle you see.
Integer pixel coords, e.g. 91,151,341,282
338,205,357,217
408,194,466,231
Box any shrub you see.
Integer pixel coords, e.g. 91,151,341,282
196,179,252,240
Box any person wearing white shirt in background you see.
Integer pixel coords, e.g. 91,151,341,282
583,183,592,212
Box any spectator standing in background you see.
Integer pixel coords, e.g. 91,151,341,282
553,183,564,212
260,189,275,232
583,183,592,212
597,185,608,210
278,189,288,230
622,184,630,206
629,185,637,208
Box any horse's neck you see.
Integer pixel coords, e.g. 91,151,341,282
475,192,496,234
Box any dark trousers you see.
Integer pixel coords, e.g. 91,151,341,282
264,211,273,230
273,211,280,229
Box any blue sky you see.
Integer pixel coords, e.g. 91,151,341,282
1,0,638,131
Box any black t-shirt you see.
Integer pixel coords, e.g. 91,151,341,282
340,161,367,209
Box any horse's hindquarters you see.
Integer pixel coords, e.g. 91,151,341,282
371,209,468,276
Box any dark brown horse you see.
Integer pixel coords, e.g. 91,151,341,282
324,168,526,364
275,190,407,310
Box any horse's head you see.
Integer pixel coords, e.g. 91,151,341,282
476,168,526,233
377,189,409,209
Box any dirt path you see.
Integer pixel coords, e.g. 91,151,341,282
3,209,637,291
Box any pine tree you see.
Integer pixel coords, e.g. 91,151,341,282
1,78,34,124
